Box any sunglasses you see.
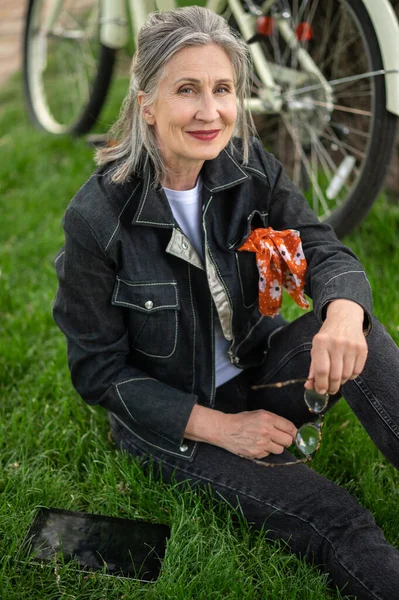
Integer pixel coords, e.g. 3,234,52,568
249,378,329,467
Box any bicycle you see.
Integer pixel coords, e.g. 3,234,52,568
23,0,399,238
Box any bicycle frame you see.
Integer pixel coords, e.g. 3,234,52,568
23,0,399,235
98,0,399,116
97,0,335,115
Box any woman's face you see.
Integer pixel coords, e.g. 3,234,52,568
140,44,238,175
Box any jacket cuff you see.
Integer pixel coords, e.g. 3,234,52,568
313,270,373,336
108,376,198,446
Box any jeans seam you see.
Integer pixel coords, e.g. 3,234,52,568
354,376,399,438
261,343,313,383
153,455,382,600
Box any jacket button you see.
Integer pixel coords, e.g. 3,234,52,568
179,444,189,453
144,300,154,310
182,241,188,250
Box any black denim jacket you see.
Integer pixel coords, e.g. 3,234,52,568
53,138,372,461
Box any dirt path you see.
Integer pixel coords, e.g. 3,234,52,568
0,0,25,87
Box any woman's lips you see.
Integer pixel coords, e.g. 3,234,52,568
186,130,220,141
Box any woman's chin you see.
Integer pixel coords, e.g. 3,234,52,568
188,145,226,162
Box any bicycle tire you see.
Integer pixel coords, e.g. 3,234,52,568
323,0,397,238
23,0,116,135
227,0,397,238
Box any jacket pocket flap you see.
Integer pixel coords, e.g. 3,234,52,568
112,278,180,313
228,210,269,250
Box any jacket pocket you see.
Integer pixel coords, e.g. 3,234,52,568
232,210,269,309
112,277,180,358
235,252,259,308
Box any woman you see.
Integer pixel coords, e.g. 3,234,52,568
53,6,399,598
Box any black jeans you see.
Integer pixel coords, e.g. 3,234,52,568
110,312,399,600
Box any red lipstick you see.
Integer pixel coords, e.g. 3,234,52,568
187,129,220,141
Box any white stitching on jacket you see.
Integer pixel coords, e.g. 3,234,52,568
188,265,197,395
325,270,371,289
235,313,264,355
135,178,173,226
104,183,140,252
235,253,258,309
135,174,150,222
112,413,197,458
133,311,178,359
246,166,268,180
54,251,65,265
113,279,178,310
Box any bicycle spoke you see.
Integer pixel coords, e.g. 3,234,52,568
311,130,318,212
334,90,372,100
308,131,334,180
331,7,349,78
296,0,310,25
320,34,361,73
309,100,372,117
314,0,335,67
306,125,354,209
228,0,395,233
282,114,332,214
329,120,370,139
320,131,365,160
281,70,386,99
25,0,109,132
303,0,319,31
330,78,373,97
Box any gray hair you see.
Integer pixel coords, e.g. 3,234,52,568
96,6,254,185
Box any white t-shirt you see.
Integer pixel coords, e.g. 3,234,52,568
163,179,241,387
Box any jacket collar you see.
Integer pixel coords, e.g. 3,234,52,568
124,146,250,228
201,145,250,192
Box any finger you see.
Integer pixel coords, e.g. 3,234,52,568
328,354,344,395
304,364,315,390
310,345,330,395
270,429,296,448
238,452,270,460
340,353,357,387
266,441,286,455
264,412,297,437
350,346,368,380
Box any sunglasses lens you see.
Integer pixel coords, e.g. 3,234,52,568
296,423,321,456
304,389,329,413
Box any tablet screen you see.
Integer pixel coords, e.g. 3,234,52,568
23,508,170,580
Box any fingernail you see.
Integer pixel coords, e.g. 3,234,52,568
318,389,327,395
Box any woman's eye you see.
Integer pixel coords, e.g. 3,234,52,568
215,86,231,94
178,86,195,94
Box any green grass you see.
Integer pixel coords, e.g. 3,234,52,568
1,71,399,599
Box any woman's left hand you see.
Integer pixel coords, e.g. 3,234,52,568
305,299,368,395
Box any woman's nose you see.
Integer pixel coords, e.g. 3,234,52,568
195,92,219,122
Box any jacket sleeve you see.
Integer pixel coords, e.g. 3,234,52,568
254,141,373,329
52,206,197,445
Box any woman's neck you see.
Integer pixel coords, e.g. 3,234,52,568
161,164,203,191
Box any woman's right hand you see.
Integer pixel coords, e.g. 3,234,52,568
184,404,297,459
218,410,297,459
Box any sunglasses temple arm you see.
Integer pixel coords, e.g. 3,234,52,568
252,377,308,390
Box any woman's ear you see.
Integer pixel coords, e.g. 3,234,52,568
138,92,155,125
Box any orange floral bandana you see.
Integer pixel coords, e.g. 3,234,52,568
238,227,310,317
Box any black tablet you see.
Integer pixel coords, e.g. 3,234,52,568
23,508,170,581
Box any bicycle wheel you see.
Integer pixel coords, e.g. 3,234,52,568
227,0,397,238
23,0,116,135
